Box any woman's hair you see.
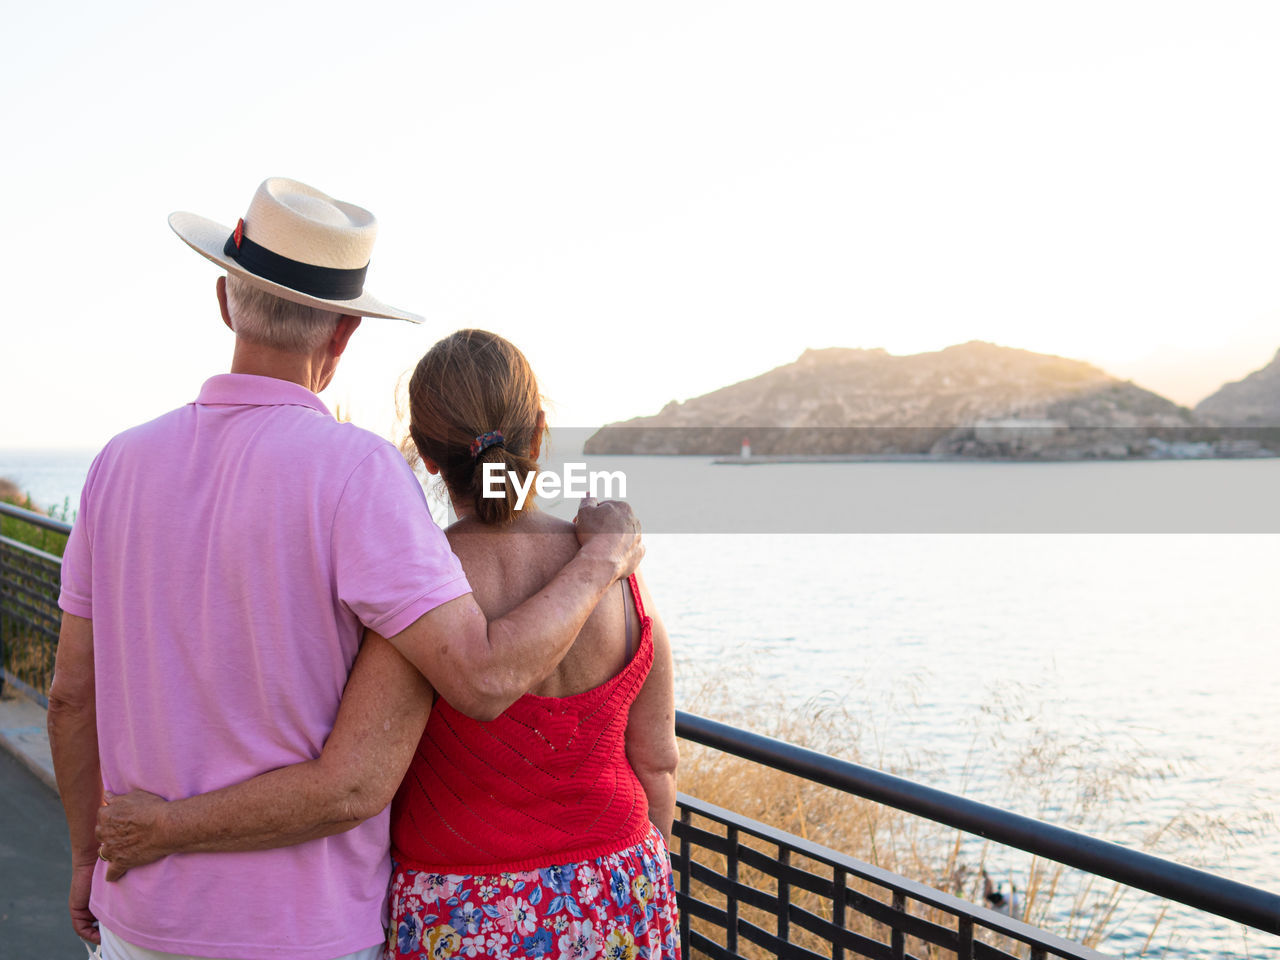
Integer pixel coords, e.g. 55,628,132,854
406,329,546,525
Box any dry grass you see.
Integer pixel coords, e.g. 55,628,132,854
0,632,55,695
675,699,1013,958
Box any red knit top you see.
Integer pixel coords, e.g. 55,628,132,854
390,575,655,873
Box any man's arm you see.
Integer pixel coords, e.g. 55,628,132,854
386,497,643,720
47,613,103,944
95,631,431,878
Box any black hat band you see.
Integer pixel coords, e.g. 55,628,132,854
224,227,368,301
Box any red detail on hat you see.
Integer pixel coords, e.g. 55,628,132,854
233,218,245,249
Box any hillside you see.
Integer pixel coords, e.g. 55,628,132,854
1195,348,1280,426
585,341,1217,458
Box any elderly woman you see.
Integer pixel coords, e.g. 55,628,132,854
97,330,680,960
384,329,679,959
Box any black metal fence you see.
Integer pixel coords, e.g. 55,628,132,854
0,501,67,706
3,501,1278,958
672,791,1109,960
671,713,1280,960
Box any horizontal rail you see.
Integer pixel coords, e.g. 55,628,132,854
0,501,73,536
675,710,1280,937
0,539,66,571
0,669,49,708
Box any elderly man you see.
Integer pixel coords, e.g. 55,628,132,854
48,178,641,960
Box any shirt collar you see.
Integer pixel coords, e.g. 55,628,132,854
195,374,332,417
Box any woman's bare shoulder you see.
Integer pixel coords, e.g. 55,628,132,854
445,511,576,545
445,512,581,601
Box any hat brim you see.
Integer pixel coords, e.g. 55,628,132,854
169,211,424,324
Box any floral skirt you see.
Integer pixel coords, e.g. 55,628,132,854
388,824,681,960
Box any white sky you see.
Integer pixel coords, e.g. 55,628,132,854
4,0,1280,449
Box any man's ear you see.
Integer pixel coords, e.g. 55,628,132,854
216,276,233,331
331,315,362,357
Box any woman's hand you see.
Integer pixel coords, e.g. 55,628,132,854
95,789,168,881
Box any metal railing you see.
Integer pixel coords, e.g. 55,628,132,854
672,713,1280,959
4,501,1278,958
672,791,1108,960
0,501,68,706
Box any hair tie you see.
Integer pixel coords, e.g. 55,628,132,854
470,430,505,459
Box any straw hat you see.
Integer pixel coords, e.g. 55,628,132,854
169,177,422,323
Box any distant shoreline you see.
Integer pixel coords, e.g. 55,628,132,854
709,451,1280,465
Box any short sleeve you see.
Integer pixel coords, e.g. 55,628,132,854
58,450,103,619
331,443,471,637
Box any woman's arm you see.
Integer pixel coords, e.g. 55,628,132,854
95,631,432,879
624,572,679,847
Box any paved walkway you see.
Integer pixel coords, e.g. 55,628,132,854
0,688,56,792
0,737,87,957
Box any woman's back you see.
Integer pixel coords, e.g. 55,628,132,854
446,511,642,698
389,511,656,873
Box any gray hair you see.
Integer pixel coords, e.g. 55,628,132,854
225,275,342,353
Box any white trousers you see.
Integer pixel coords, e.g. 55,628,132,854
99,925,385,960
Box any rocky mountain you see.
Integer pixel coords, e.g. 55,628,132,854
585,341,1224,459
1195,348,1280,426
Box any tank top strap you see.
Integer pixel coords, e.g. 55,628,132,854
626,573,647,622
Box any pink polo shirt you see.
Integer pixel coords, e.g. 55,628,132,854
59,374,471,960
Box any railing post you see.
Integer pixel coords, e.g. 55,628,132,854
957,915,974,960
678,805,690,959
890,890,906,959
777,846,790,943
832,865,847,960
725,824,739,956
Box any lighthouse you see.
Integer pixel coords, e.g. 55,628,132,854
741,436,752,459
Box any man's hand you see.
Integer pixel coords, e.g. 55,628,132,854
69,858,99,943
96,789,168,881
573,497,643,580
